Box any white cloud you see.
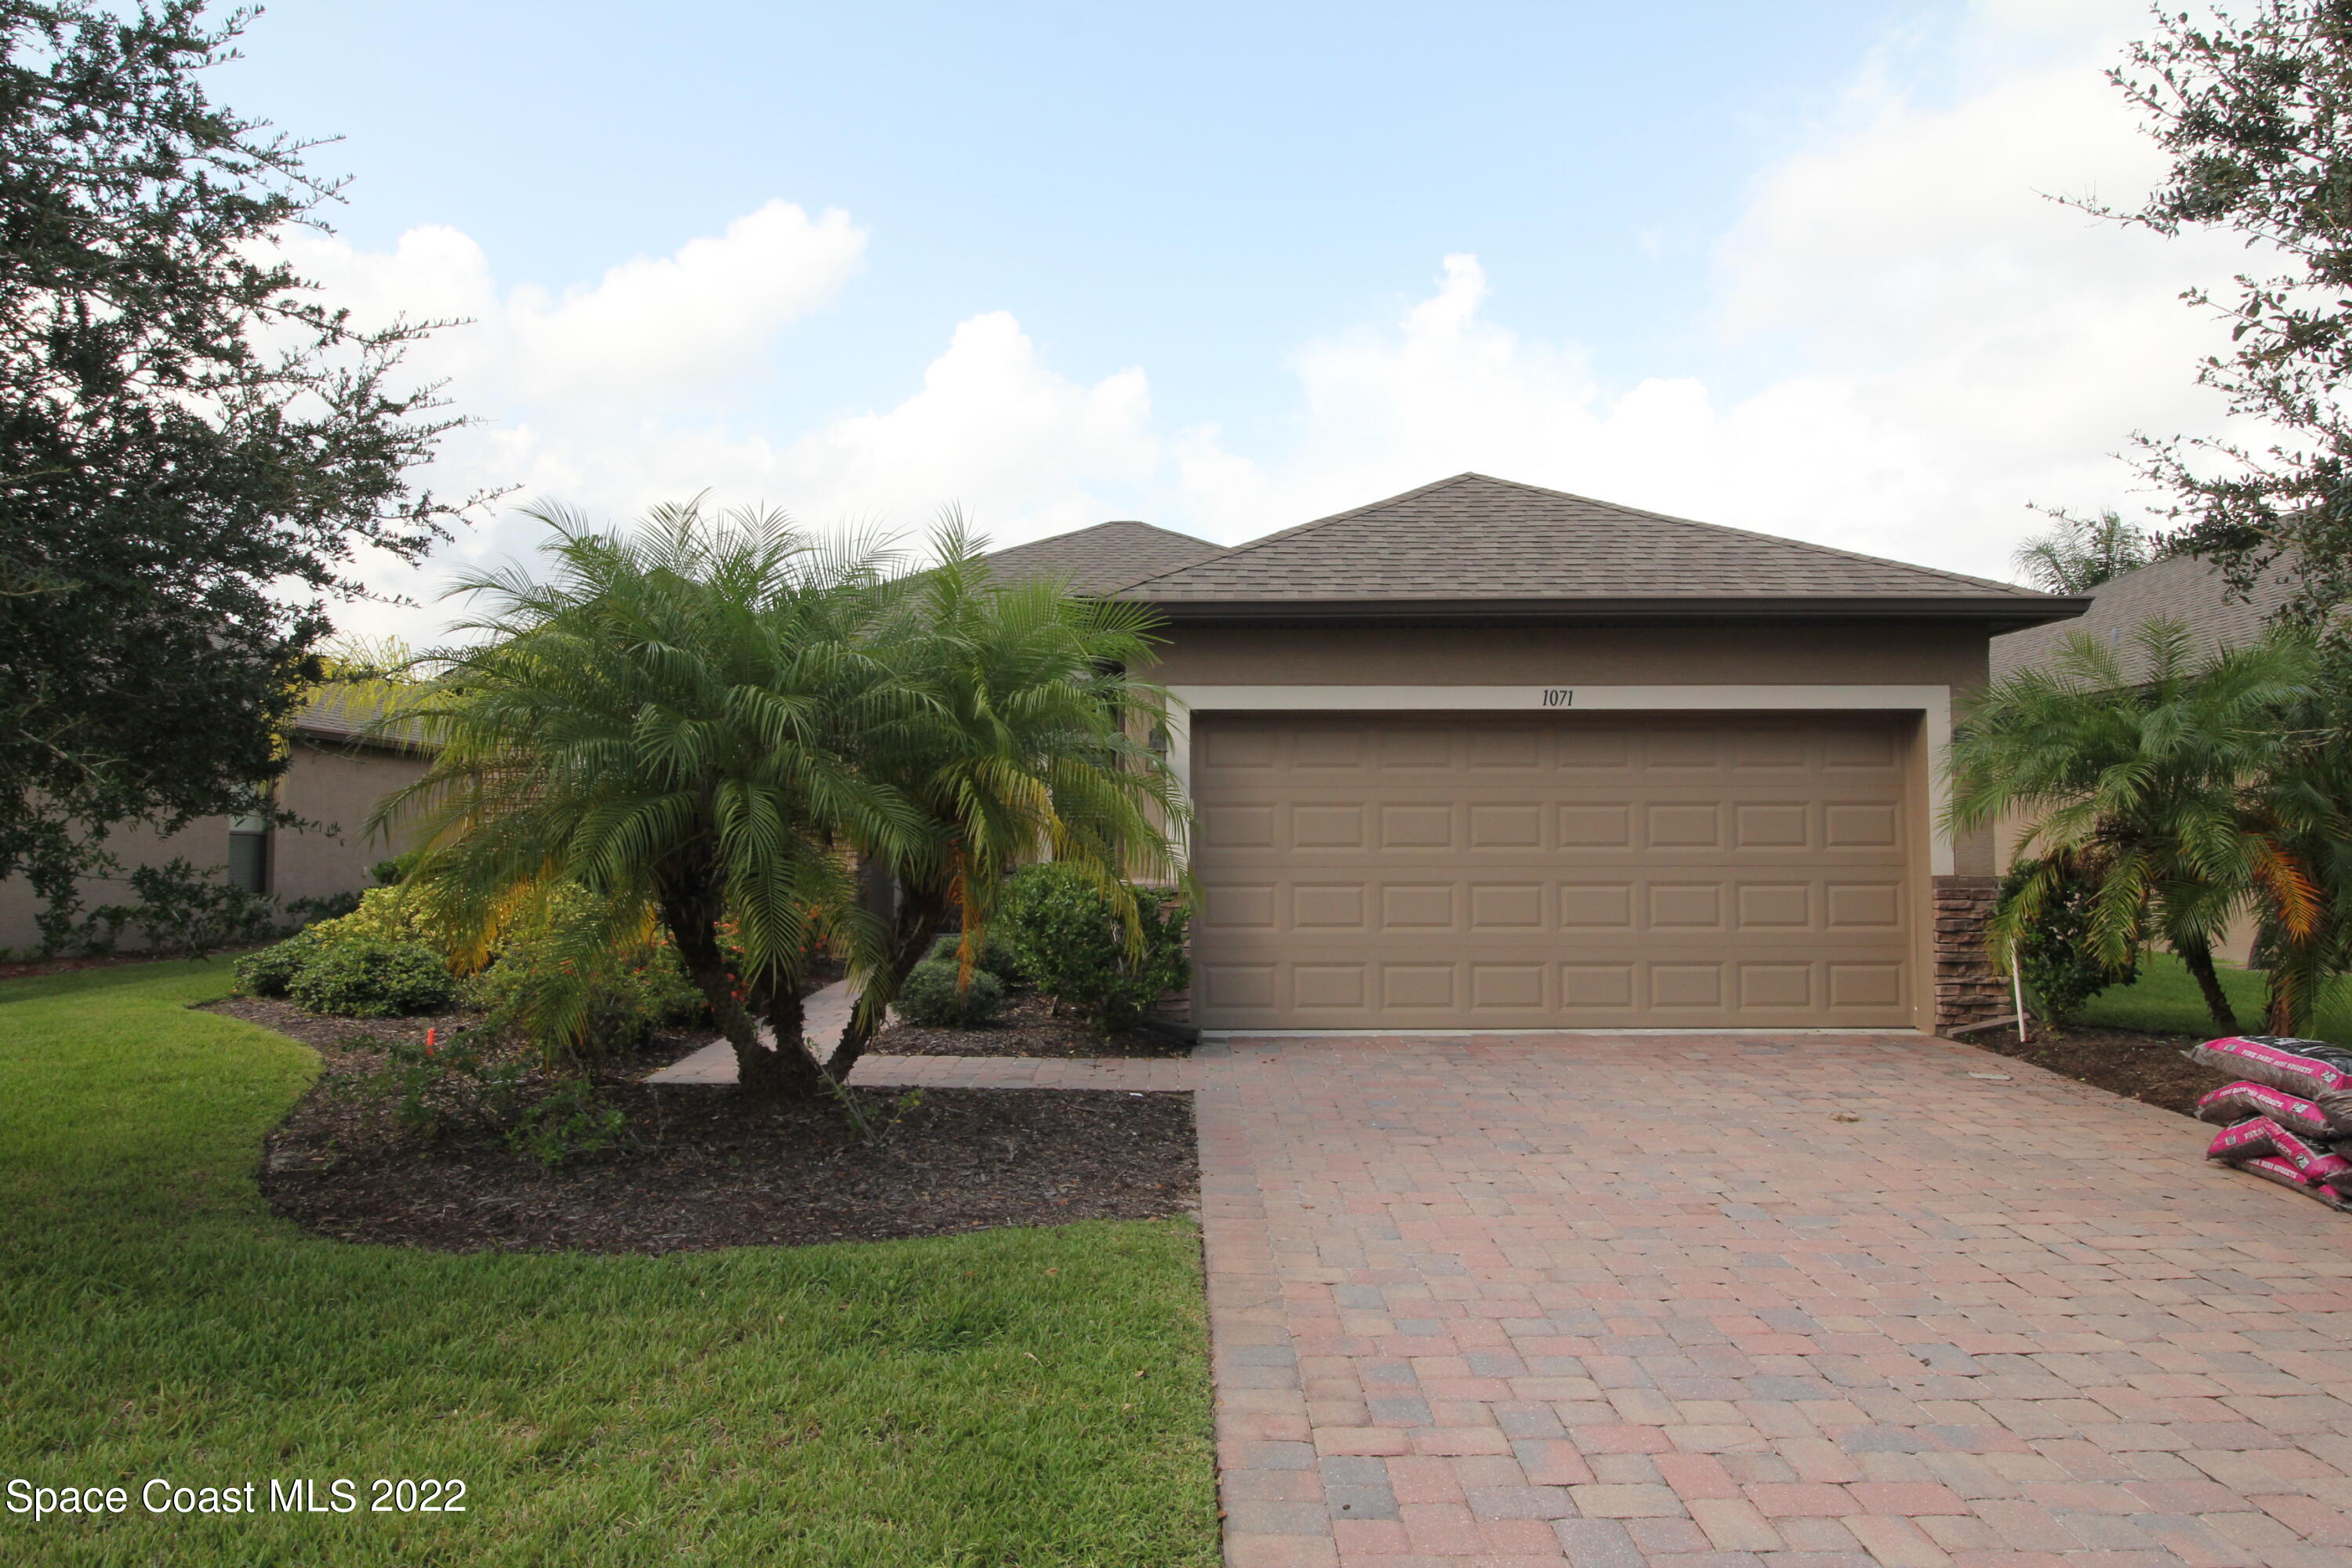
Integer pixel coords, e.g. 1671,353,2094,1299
321,0,2261,640
506,201,864,397
1164,0,2255,579
283,198,864,410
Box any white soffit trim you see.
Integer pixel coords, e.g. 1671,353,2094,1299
1162,684,1957,877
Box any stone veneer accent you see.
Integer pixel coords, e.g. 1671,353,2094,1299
1933,874,2009,1036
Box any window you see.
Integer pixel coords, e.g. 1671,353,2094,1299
227,811,270,895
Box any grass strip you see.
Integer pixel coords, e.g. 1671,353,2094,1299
0,962,1217,1566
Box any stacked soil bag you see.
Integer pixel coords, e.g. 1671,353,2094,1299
2192,1036,2352,1208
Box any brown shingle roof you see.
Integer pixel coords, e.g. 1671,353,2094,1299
1991,553,2298,682
982,519,1224,594
292,690,434,753
1117,474,2074,622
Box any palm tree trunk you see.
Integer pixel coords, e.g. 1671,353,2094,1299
659,878,828,1100
746,982,829,1099
2178,937,2239,1035
827,883,950,1083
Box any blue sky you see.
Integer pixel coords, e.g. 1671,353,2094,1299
216,2,2247,636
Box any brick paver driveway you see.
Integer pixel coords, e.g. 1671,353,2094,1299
1191,1032,2352,1568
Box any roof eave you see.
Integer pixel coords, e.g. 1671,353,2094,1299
1123,594,2092,631
289,720,439,757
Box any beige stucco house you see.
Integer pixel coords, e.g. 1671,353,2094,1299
0,703,430,956
1002,474,2086,1035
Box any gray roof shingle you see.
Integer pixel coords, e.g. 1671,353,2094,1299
1991,552,2298,682
982,519,1224,594
1117,473,2060,609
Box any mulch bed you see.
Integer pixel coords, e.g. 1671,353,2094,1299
204,994,485,1058
870,989,1189,1060
1956,1022,2220,1118
205,996,1198,1255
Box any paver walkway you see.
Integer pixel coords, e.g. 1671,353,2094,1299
1192,1031,2352,1568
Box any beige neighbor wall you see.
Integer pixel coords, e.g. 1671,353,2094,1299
1145,619,2005,1033
0,739,429,957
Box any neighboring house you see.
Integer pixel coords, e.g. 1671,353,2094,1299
982,519,1228,590
1991,550,2300,967
1991,550,2294,684
0,699,433,955
995,472,2086,1035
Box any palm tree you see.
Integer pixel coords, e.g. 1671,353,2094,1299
2012,509,2151,593
1947,622,2319,1033
372,499,929,1098
826,517,1187,1078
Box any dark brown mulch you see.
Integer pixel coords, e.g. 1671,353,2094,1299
870,989,1189,1060
1955,1022,2219,1118
202,994,482,1058
220,1000,1199,1254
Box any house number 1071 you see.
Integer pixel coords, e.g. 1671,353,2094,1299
1541,688,1574,707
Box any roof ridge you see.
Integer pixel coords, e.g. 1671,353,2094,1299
1118,471,2045,601
1111,473,1486,593
1443,473,2038,597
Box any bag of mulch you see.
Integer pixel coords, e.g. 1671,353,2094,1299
2195,1081,2336,1141
2246,1036,2352,1076
2233,1155,2352,1208
2205,1116,2352,1185
2187,1037,2352,1100
2318,1088,2352,1138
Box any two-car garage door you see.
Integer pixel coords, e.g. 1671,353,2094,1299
1189,712,1918,1030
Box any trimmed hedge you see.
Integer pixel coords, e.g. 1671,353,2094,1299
1002,865,1189,1033
285,938,459,1018
896,959,1006,1028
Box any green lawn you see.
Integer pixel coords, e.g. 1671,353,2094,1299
0,963,1218,1566
2071,950,2352,1040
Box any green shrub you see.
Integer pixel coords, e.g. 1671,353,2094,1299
281,889,363,927
233,885,452,1003
897,958,1007,1028
463,894,706,1060
285,938,459,1018
1002,865,1189,1033
231,929,324,998
372,1029,527,1138
927,927,1023,983
370,851,421,886
122,858,280,956
2002,857,2139,1025
506,1077,627,1168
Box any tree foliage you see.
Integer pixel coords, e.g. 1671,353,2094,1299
0,1,473,943
1997,854,2139,1023
376,500,1191,1099
376,502,918,1099
2012,509,2154,593
828,516,1186,1075
1948,622,2352,1033
2097,1,2352,612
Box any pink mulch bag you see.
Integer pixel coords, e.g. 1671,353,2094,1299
2205,1117,2352,1184
2196,1081,2336,1141
2235,1156,2352,1207
2187,1037,2352,1100
2317,1088,2352,1137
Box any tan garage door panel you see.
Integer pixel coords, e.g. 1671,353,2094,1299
1190,713,1915,1029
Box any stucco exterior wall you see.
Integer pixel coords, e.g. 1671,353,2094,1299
0,739,429,956
273,742,431,908
1145,619,2000,876
1144,621,1996,691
